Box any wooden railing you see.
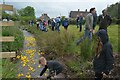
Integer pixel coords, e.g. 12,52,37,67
0,4,16,58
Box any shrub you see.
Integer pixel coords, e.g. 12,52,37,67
112,17,120,24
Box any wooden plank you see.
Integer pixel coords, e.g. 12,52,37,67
0,52,16,58
0,37,14,42
0,4,13,11
0,21,14,26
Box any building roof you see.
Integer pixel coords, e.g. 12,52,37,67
40,13,50,21
69,9,89,18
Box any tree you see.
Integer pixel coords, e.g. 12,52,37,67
18,6,35,24
107,2,120,24
18,6,35,18
107,2,119,19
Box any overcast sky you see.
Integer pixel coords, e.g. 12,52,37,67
0,0,119,18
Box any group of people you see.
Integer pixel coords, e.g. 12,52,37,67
76,8,114,80
34,16,69,32
36,8,114,80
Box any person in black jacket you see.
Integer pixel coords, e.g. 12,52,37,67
39,57,63,79
98,9,112,31
93,29,114,80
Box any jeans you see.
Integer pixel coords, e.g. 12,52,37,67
76,29,92,45
55,23,60,32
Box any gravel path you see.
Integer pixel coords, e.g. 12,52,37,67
17,30,65,79
17,30,48,78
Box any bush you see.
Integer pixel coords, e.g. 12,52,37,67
112,18,120,24
20,16,35,25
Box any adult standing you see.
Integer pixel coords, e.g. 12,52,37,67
79,13,83,32
76,15,79,28
98,9,112,31
36,20,40,29
51,18,56,31
55,17,61,32
62,18,69,31
93,11,97,33
76,8,96,45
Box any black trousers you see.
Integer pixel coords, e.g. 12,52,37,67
95,73,103,80
80,24,82,32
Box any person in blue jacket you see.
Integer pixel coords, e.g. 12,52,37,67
93,29,114,80
62,18,69,30
55,17,61,32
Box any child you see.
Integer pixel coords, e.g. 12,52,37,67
39,57,63,79
93,29,114,80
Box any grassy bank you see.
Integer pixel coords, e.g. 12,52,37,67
20,24,119,77
1,25,24,78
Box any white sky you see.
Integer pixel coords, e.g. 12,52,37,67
0,0,119,18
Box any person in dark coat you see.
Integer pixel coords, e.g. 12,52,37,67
93,29,114,80
93,12,97,33
79,13,83,32
62,18,69,30
39,57,63,79
76,15,80,28
98,9,112,31
51,19,55,31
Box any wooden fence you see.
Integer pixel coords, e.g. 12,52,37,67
0,4,16,58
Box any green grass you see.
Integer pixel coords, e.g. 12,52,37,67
0,59,2,79
2,59,18,78
1,24,24,78
108,25,119,52
21,24,119,77
2,26,24,52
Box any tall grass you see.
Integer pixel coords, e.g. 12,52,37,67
21,24,119,77
2,59,18,78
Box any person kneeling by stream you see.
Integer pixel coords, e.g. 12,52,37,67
39,57,63,79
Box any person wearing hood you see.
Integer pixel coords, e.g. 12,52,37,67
93,29,114,80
